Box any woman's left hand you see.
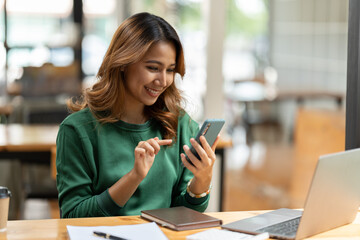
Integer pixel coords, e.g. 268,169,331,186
180,135,220,195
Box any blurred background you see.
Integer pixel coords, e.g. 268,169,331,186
0,0,348,220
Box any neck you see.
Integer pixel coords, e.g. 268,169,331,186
120,103,148,124
120,113,148,124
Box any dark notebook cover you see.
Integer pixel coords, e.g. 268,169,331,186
141,206,222,231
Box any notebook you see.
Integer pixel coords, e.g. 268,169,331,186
141,206,222,231
222,148,360,240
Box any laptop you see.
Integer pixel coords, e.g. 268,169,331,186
222,148,360,239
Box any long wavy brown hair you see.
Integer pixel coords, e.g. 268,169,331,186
68,12,185,140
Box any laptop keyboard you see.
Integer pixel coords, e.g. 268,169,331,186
257,217,301,238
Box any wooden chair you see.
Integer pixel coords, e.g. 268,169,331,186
289,107,345,208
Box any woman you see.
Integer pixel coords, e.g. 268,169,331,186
56,12,220,218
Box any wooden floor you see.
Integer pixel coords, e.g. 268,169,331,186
222,124,295,211
22,107,346,218
223,142,294,211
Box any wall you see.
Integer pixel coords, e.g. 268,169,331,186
269,0,348,92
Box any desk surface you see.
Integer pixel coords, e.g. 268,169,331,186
1,210,360,240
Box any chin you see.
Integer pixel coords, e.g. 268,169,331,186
144,99,158,106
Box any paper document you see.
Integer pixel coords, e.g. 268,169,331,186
67,222,168,240
186,229,269,240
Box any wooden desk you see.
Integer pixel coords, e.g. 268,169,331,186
0,124,59,205
0,124,58,162
1,210,360,240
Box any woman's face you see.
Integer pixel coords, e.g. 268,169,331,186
123,41,176,108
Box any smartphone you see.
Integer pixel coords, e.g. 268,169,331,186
185,119,225,164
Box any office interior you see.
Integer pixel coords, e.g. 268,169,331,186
0,0,348,220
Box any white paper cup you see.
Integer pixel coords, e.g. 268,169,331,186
0,186,11,232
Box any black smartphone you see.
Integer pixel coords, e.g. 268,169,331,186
185,119,225,164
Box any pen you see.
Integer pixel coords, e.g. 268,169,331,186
93,231,129,240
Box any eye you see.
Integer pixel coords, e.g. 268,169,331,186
167,68,175,73
147,66,159,71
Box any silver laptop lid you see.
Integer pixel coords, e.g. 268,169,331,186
296,148,360,239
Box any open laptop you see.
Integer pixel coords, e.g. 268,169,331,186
222,148,360,239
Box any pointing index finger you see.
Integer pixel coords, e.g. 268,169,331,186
157,139,173,146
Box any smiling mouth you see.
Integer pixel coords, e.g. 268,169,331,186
145,86,162,97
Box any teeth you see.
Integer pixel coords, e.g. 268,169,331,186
145,87,160,94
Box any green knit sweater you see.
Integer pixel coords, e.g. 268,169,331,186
56,108,209,218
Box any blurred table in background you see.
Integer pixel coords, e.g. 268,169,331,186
227,81,344,105
0,124,58,162
0,124,59,218
226,81,345,142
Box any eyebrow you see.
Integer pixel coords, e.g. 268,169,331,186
145,60,176,67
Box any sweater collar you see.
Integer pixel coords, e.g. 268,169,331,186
115,118,154,131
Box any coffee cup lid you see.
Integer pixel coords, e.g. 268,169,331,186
0,186,11,198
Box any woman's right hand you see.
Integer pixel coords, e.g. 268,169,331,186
133,137,172,179
109,137,172,207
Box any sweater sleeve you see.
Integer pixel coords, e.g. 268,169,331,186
171,114,210,212
56,124,121,218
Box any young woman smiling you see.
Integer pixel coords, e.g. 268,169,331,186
56,12,219,218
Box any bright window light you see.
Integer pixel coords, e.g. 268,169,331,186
235,0,266,17
83,0,116,16
6,0,73,17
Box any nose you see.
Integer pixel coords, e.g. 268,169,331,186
155,71,167,87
